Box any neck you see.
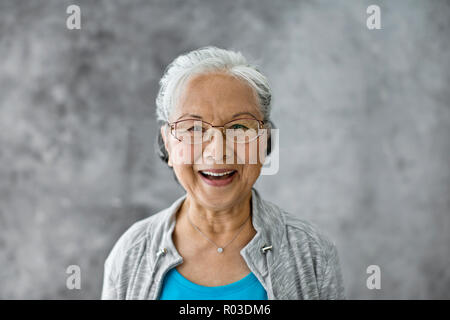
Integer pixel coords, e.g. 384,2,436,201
180,191,253,237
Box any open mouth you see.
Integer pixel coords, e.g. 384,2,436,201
199,170,237,180
197,169,238,187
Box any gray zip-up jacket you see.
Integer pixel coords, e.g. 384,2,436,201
101,188,345,299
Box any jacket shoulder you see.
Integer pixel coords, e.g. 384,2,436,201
281,211,345,299
114,212,162,252
104,208,169,277
282,210,337,257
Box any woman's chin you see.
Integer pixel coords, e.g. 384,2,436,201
196,187,240,209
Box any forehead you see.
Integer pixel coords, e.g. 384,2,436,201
172,72,262,121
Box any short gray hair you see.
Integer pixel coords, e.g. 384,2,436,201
155,46,272,123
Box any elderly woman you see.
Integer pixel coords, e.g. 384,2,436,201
101,47,345,300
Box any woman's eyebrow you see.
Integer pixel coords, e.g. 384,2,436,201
176,112,258,121
176,113,203,120
232,112,258,119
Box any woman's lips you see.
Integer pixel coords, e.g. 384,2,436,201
198,169,237,187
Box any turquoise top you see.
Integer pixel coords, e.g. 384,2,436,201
159,268,268,300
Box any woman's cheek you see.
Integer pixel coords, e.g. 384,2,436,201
234,142,259,165
170,143,196,165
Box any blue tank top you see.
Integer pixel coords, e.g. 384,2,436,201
159,268,268,300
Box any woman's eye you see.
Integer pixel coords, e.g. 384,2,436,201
230,124,248,130
188,126,204,132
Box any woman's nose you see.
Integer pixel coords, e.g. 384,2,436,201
202,128,231,163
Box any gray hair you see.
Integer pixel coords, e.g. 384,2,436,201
155,46,272,123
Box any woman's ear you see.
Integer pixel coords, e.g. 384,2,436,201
160,125,173,167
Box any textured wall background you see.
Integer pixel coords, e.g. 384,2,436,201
0,0,449,299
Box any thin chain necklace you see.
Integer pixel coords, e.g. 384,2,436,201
187,212,251,253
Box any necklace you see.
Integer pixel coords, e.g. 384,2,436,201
187,212,251,253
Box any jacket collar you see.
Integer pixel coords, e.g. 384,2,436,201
144,188,285,298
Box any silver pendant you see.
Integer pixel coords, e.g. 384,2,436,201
217,248,223,253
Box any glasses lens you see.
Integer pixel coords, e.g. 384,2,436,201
175,120,207,144
225,119,260,143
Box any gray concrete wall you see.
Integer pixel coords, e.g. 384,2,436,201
0,0,449,299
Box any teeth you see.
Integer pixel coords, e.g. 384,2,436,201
201,170,234,177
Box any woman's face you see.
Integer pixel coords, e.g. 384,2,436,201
162,72,266,210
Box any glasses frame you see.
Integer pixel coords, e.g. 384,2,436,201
167,118,266,144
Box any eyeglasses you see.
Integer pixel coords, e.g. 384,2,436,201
168,118,266,145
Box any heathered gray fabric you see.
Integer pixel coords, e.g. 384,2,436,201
101,188,345,300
